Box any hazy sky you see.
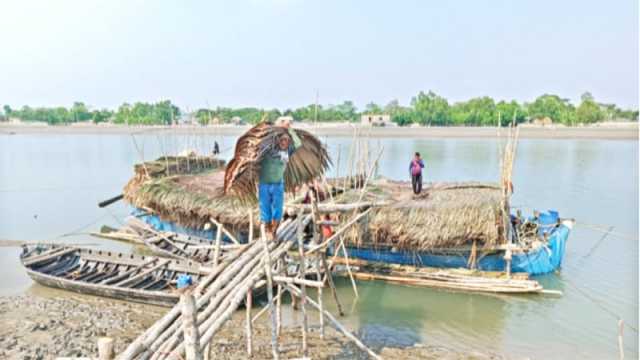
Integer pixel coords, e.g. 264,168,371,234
0,0,637,111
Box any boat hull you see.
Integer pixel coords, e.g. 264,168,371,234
339,221,572,276
26,270,179,307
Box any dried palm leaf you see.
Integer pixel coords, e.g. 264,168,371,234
224,122,331,202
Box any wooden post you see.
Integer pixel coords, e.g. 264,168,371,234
246,290,253,356
618,319,624,360
322,254,344,316
248,209,254,243
260,224,279,360
181,293,203,360
276,259,282,336
97,337,114,360
504,248,512,279
213,226,222,266
296,215,308,356
316,256,325,339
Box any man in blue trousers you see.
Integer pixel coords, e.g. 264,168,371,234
259,119,302,239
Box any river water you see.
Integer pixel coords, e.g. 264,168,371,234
0,131,637,359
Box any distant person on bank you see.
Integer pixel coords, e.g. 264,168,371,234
409,152,425,194
259,118,302,239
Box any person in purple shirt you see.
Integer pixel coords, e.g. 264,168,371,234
409,152,425,194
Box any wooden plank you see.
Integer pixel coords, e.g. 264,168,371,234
23,247,77,267
114,259,171,288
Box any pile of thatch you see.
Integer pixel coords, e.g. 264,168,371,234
124,169,253,230
224,122,331,202
348,180,506,250
124,156,226,198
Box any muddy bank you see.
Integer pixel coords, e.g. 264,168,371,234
0,293,506,359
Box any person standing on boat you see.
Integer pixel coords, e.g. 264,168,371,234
409,152,425,194
259,118,302,239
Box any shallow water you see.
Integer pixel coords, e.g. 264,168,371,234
0,131,637,359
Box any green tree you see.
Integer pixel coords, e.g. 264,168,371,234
364,102,382,114
576,92,604,124
411,91,450,125
527,94,575,125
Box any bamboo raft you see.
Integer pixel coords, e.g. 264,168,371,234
20,245,217,307
331,258,555,294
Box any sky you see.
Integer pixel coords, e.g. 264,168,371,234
0,0,637,111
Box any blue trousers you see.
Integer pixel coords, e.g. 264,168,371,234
259,182,285,223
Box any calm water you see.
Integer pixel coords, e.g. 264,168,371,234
0,132,637,359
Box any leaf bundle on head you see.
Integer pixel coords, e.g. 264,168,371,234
224,122,331,202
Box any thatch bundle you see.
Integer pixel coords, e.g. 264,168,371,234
124,169,253,230
124,156,225,198
224,122,331,202
348,181,505,250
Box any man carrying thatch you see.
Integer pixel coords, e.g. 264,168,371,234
259,119,302,238
224,119,331,240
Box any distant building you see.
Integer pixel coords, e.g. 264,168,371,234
231,116,244,125
361,114,392,127
178,113,198,125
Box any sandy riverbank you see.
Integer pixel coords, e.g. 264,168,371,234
0,123,637,140
0,289,505,360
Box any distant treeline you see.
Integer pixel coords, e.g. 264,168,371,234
2,91,637,126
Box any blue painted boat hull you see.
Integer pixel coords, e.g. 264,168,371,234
133,207,571,276
338,222,571,276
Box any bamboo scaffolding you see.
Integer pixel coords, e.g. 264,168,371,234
296,215,308,357
260,224,280,360
283,283,382,360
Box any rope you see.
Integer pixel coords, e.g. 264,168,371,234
576,222,636,241
562,277,638,333
56,213,112,239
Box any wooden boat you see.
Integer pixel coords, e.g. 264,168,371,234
20,244,215,306
126,219,244,264
340,213,574,276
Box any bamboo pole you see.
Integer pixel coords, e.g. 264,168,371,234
209,218,240,245
180,293,202,360
213,226,222,266
252,288,285,324
316,256,325,339
322,254,344,316
260,224,279,360
618,319,625,360
121,219,307,360
306,208,371,255
276,258,282,336
248,209,254,243
98,337,115,360
338,239,359,298
246,290,253,356
296,214,308,357
283,284,383,360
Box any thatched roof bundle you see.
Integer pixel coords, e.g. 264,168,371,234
342,180,506,250
124,169,253,230
224,122,331,202
124,156,225,199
